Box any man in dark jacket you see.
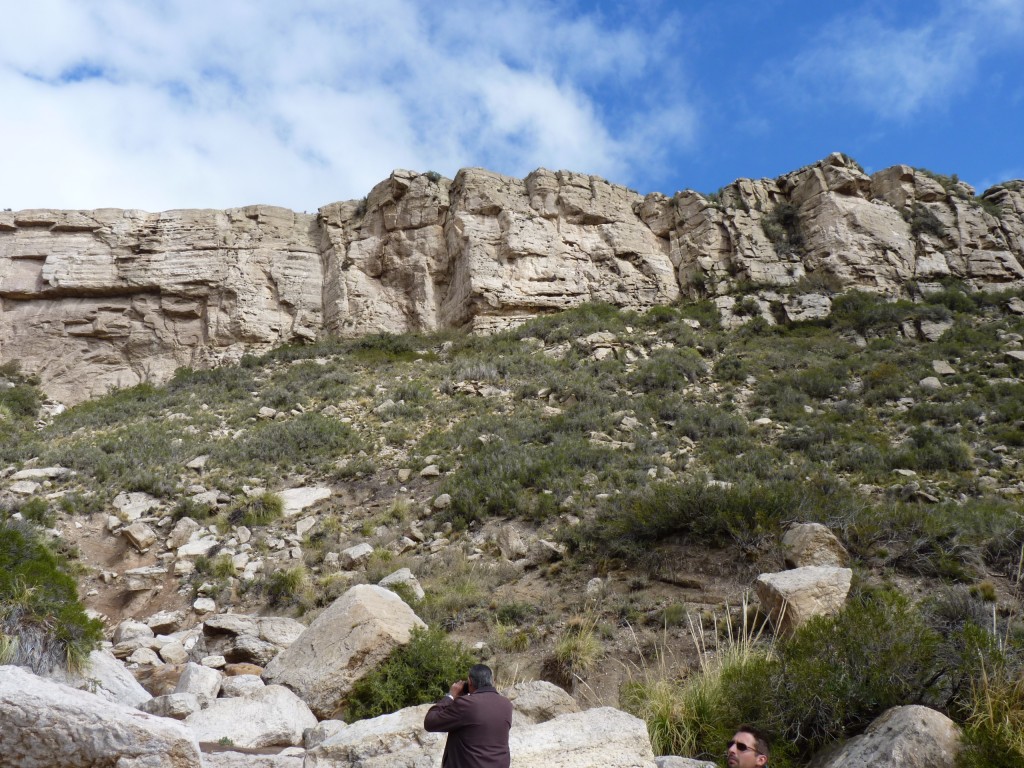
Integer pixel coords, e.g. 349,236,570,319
423,664,513,768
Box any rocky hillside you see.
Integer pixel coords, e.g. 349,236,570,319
2,282,1024,765
2,153,1023,404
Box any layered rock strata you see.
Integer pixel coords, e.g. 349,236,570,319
2,155,1022,403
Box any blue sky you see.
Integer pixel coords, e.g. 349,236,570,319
1,0,1022,212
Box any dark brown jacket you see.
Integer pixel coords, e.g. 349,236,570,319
423,686,513,768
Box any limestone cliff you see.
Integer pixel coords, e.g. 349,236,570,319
2,153,1022,403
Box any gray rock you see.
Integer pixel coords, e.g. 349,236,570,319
0,665,201,767
809,705,961,768
755,566,853,635
185,685,317,749
139,692,202,720
262,584,426,719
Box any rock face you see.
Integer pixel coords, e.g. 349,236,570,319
261,584,427,719
0,664,202,768
3,156,1023,404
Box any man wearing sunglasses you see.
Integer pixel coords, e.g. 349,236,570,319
726,725,770,768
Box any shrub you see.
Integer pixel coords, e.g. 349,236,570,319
761,202,804,255
890,427,972,472
0,521,104,673
551,615,603,687
572,476,862,565
769,589,941,756
214,413,364,472
621,603,781,761
227,492,284,527
344,626,475,721
262,565,309,608
628,348,707,391
15,498,54,528
905,203,946,238
0,382,41,420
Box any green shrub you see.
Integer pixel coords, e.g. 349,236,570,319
0,382,41,420
628,348,707,391
761,202,804,255
829,292,914,335
0,521,104,673
572,476,861,564
15,498,54,528
905,203,946,238
227,492,284,527
890,427,972,472
344,626,475,721
769,589,941,757
262,565,309,608
214,413,364,472
552,615,603,685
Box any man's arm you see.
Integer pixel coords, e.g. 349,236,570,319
424,694,469,732
424,681,470,732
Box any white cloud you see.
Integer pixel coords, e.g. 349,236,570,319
0,1,692,211
786,0,1024,120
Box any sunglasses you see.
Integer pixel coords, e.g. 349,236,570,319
726,740,761,755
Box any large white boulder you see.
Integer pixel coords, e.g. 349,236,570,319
0,664,201,767
809,705,961,768
305,703,657,768
47,648,152,708
755,566,852,635
201,752,303,768
781,522,849,568
503,680,579,726
185,684,317,749
262,584,426,718
508,707,657,768
304,704,439,767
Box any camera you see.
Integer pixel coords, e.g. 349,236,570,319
459,681,470,695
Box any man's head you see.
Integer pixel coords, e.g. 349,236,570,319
467,664,493,692
726,725,769,768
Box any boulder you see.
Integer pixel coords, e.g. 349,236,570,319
220,674,266,698
262,584,427,719
809,705,961,768
305,703,657,768
258,616,306,647
755,566,853,635
494,524,529,560
303,704,440,767
174,662,222,700
47,649,152,708
339,542,374,569
378,567,426,601
167,517,202,549
279,486,331,516
184,684,317,749
656,759,718,768
113,619,155,644
147,610,186,634
124,565,168,591
201,752,303,768
507,707,657,767
139,692,202,720
0,664,201,767
123,521,158,552
503,680,579,726
781,522,849,568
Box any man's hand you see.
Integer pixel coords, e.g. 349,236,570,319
449,680,467,698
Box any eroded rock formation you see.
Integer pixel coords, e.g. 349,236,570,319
3,154,1022,403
